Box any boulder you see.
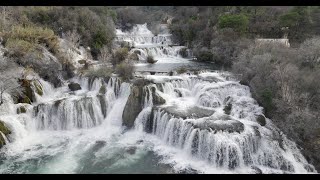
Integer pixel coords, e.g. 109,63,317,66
68,82,81,91
256,115,266,126
126,146,137,155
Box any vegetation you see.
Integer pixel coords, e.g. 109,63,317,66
111,48,129,67
85,66,113,79
218,14,249,35
176,67,187,74
115,61,135,81
233,40,320,169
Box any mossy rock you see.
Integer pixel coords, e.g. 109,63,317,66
0,120,11,148
17,106,27,114
256,115,266,126
21,95,32,104
16,79,36,104
99,85,106,95
33,81,43,96
0,121,11,135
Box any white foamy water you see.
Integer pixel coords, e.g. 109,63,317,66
116,24,192,66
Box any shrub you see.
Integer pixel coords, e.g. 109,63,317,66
176,67,187,74
4,25,59,56
115,61,135,81
85,66,113,79
196,51,214,62
260,89,274,115
5,38,37,57
111,48,129,66
146,55,156,64
128,53,139,61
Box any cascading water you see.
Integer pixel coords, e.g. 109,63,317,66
0,23,317,174
116,24,191,64
131,72,316,173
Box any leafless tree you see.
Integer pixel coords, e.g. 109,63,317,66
64,29,81,48
98,45,110,64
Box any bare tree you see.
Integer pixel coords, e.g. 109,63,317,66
0,57,23,105
299,37,320,67
98,45,110,64
64,29,81,48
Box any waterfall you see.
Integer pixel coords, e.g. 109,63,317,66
132,72,316,173
0,23,317,173
116,24,192,63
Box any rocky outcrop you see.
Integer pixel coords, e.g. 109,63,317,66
122,78,165,128
68,82,81,91
122,79,149,128
0,120,11,148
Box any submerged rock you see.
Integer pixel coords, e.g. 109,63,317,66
68,82,81,91
126,146,137,155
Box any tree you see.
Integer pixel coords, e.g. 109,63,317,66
0,57,23,105
218,14,249,35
